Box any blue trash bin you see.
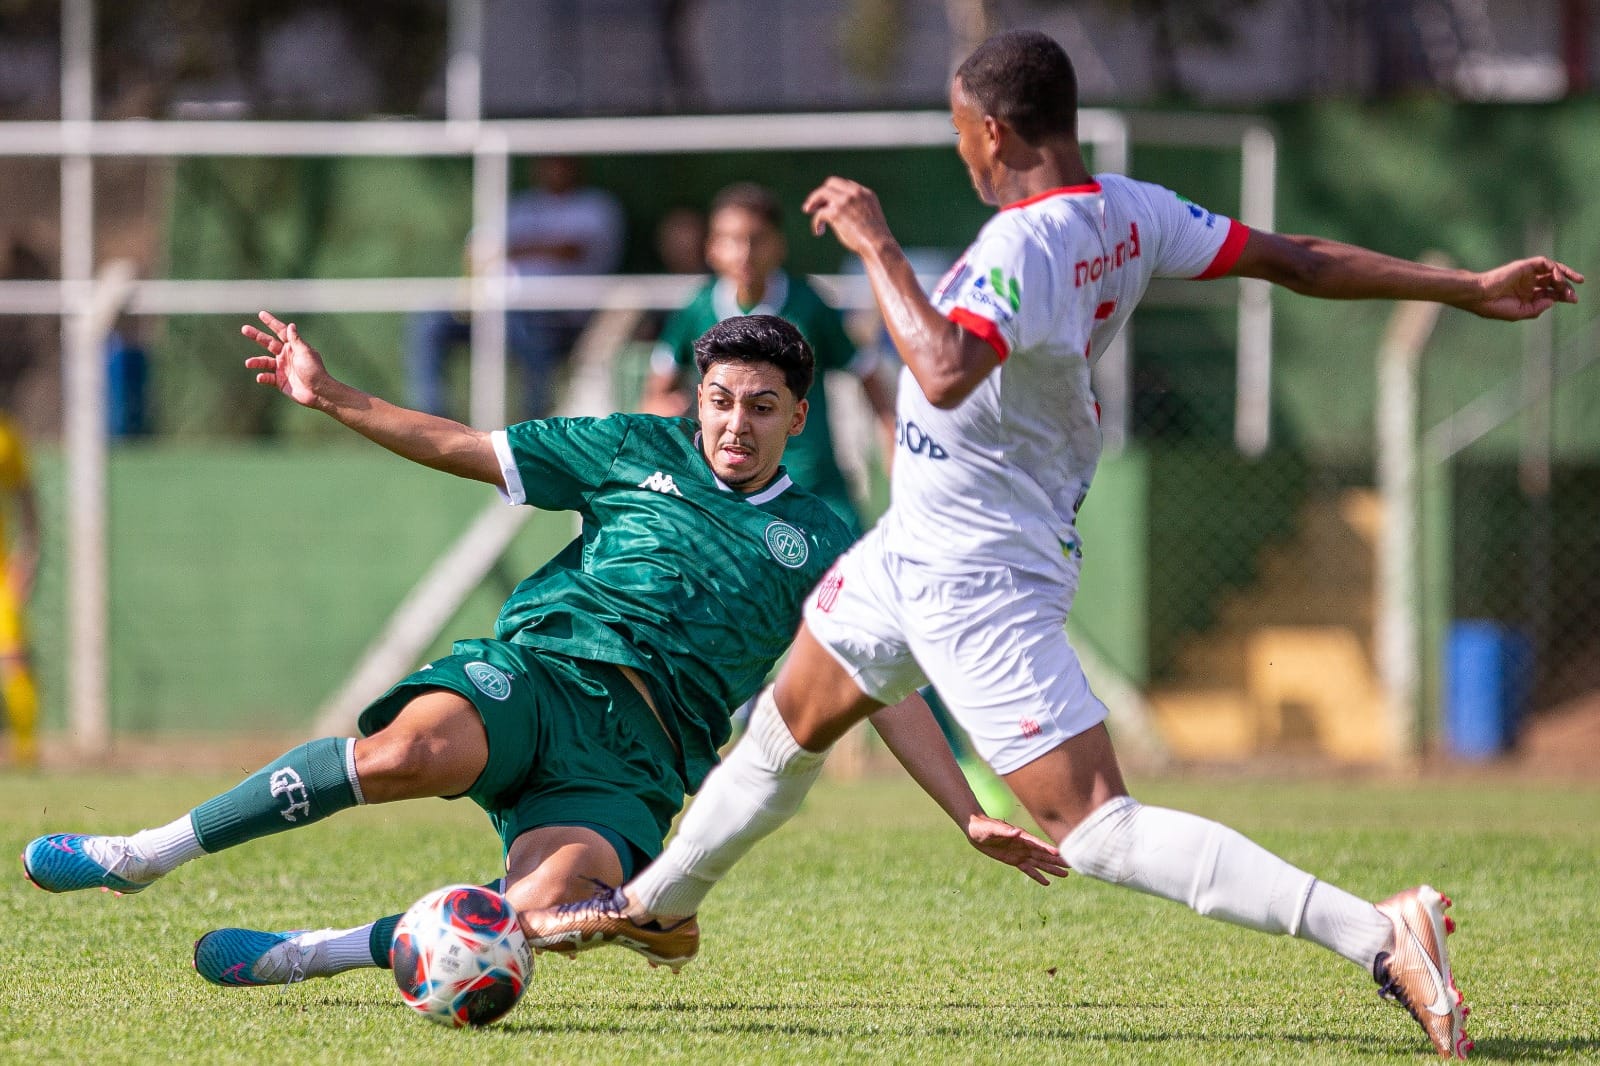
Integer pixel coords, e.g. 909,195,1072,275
1444,621,1532,759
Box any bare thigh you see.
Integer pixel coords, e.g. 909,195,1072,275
352,689,490,804
773,620,885,751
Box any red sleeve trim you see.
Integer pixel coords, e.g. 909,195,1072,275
949,307,1010,362
1194,218,1250,280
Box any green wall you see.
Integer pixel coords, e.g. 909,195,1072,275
30,443,576,733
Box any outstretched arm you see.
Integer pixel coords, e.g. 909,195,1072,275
870,692,1069,885
1230,230,1583,320
241,311,502,488
803,178,998,408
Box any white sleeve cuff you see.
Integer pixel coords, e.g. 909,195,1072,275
490,429,526,506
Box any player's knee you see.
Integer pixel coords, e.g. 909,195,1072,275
1056,795,1143,884
352,729,438,793
747,688,828,775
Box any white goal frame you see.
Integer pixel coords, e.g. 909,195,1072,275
0,0,1274,752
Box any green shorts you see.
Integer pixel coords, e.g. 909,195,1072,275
357,638,685,879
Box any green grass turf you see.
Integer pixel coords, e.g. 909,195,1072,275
2,771,1596,1064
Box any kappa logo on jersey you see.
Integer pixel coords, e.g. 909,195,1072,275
465,661,513,701
763,521,809,569
1074,221,1142,287
969,268,1021,317
268,766,312,823
638,470,683,497
1175,193,1218,228
896,418,949,460
814,569,844,612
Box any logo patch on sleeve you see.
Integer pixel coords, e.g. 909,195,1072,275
464,661,513,701
763,521,810,569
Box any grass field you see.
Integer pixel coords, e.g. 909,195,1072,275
3,770,1597,1064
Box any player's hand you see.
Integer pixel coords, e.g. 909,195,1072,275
1465,256,1583,321
802,177,895,258
241,311,330,408
964,813,1070,885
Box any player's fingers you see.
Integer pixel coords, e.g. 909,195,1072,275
257,310,288,336
255,372,276,385
240,325,281,353
1023,860,1062,886
243,355,276,370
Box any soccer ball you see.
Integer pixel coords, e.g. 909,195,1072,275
390,884,533,1028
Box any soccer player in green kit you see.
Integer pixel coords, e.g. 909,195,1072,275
22,310,1063,987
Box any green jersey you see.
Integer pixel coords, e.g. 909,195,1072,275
652,272,871,530
490,412,853,790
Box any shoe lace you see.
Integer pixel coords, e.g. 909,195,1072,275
268,936,314,987
81,835,149,881
550,878,627,919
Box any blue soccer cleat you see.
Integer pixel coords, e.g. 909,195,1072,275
21,833,155,895
194,928,316,987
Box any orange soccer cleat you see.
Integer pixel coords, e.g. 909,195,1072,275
1374,885,1472,1060
521,880,699,972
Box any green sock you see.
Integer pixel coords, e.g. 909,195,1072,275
190,738,362,853
368,914,402,968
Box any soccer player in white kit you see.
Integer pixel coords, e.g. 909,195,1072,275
525,31,1581,1060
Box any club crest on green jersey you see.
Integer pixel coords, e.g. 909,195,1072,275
464,661,513,701
763,521,809,569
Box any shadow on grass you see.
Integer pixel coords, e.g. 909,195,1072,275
1464,1037,1600,1061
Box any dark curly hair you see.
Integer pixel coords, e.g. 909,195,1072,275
693,314,814,401
954,30,1078,144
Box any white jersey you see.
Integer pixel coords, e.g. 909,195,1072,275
881,174,1247,579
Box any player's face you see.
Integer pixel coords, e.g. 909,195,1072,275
696,360,806,491
950,77,999,205
706,207,786,292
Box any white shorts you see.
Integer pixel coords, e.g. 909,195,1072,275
803,527,1109,775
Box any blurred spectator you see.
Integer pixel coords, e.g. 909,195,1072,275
655,205,708,275
0,355,39,769
406,156,624,421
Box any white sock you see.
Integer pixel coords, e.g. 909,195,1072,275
125,813,204,870
629,687,828,919
1061,796,1352,944
1299,881,1394,971
295,926,380,977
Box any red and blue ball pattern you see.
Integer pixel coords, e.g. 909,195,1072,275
391,884,533,1027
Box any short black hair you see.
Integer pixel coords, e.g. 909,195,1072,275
709,182,782,231
954,30,1078,144
693,314,814,400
